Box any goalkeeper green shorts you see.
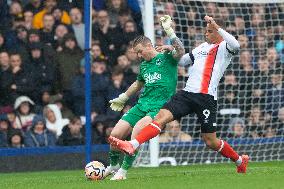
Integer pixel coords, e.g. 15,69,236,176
121,104,160,127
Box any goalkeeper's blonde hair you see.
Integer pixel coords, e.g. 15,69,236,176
132,35,152,48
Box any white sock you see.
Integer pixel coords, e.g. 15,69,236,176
235,156,242,166
118,168,127,175
130,139,140,149
110,164,119,169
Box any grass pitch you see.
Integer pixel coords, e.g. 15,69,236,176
0,161,283,189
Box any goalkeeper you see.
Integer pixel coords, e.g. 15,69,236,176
104,15,185,180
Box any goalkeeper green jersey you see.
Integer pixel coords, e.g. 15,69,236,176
136,52,178,111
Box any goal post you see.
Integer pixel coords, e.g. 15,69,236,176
136,0,284,167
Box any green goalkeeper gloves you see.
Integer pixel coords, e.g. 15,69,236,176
109,93,129,111
160,15,177,39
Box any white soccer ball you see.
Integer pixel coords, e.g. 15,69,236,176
85,161,106,181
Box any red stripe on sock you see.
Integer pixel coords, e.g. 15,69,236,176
136,121,161,144
218,140,239,162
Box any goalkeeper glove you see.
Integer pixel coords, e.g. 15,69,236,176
109,93,129,111
160,15,177,39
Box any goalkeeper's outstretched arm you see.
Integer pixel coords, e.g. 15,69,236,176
109,80,144,111
160,15,185,60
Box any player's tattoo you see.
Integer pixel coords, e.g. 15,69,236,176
170,37,185,60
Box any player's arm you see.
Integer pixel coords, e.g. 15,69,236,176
125,80,144,97
179,53,194,66
205,16,240,53
160,15,185,60
109,80,144,111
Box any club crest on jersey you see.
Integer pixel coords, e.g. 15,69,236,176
156,59,162,66
144,72,161,84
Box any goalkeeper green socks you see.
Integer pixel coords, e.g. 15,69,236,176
121,151,138,170
109,150,121,166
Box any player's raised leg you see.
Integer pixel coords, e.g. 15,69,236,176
105,120,132,178
109,109,174,155
111,116,153,180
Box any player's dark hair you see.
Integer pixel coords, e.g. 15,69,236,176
132,35,152,48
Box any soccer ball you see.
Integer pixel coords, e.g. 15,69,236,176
85,161,106,181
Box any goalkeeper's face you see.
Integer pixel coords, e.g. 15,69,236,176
133,43,155,61
205,24,222,44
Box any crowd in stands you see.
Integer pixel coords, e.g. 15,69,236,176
0,0,283,148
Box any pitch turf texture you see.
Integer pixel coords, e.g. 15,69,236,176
1,161,283,189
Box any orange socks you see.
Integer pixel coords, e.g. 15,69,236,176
136,121,161,144
218,140,239,162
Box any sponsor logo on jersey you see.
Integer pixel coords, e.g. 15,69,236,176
144,72,161,84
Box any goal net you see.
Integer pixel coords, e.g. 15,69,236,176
135,0,284,166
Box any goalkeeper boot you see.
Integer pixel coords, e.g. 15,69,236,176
108,136,135,156
104,164,120,178
237,155,249,173
110,168,127,180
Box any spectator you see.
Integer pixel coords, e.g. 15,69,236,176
91,43,105,60
27,29,56,64
0,32,7,52
14,96,36,131
266,47,281,70
9,1,24,20
51,6,66,27
24,0,43,14
121,20,139,49
125,45,139,73
92,10,123,65
0,51,12,106
234,51,254,101
57,116,85,146
9,53,36,101
238,34,249,49
14,25,30,63
55,33,83,101
54,24,69,51
263,126,277,138
274,107,284,136
0,114,13,147
159,120,192,143
49,94,75,120
92,115,109,144
8,129,24,148
266,70,284,116
116,9,133,33
228,117,246,138
106,0,130,28
29,42,56,96
39,13,55,46
0,0,10,33
234,16,245,35
33,0,71,29
116,54,136,85
71,58,109,116
246,106,265,139
69,7,84,50
107,68,128,102
24,115,56,147
43,104,70,138
34,89,52,114
23,10,34,29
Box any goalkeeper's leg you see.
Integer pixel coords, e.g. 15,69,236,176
111,116,152,180
105,120,132,178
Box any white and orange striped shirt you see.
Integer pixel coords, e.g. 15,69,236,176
179,28,240,100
